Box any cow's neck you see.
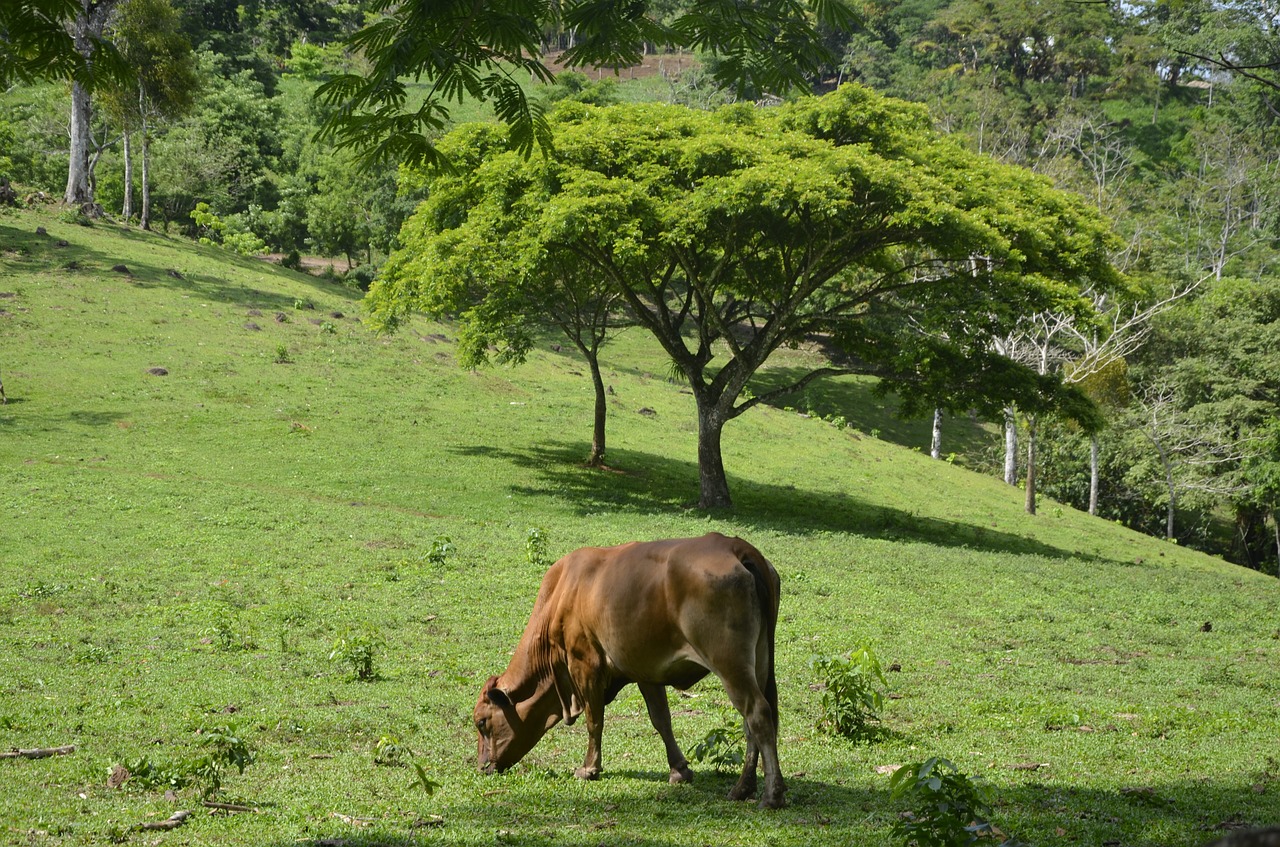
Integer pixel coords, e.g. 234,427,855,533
501,628,571,729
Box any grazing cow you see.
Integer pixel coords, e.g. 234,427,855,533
473,532,785,808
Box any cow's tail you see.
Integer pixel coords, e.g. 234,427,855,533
740,549,780,733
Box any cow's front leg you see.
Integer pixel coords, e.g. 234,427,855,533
638,683,693,784
574,687,605,780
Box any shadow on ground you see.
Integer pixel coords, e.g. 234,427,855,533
252,771,1274,847
0,221,357,312
452,441,1096,563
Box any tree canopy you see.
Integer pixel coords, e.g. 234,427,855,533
314,0,857,169
370,85,1122,508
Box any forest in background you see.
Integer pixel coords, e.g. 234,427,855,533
2,0,1278,572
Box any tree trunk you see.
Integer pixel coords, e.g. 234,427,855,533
65,81,94,207
1272,509,1279,578
1088,434,1100,516
1024,414,1037,515
586,350,607,467
139,123,152,230
695,398,732,509
1155,441,1175,540
121,129,133,220
1003,407,1018,485
64,0,117,211
930,408,942,459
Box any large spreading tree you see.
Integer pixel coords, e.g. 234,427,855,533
370,85,1122,509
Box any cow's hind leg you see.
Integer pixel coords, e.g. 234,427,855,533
638,683,693,784
719,674,784,808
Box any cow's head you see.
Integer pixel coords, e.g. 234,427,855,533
474,675,555,774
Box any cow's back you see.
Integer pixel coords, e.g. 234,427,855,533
544,533,774,689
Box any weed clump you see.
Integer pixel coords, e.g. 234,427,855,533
811,642,889,741
889,757,1020,847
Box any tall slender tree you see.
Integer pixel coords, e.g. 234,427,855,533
101,0,197,228
64,0,122,210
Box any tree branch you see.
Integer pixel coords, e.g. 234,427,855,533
733,366,863,417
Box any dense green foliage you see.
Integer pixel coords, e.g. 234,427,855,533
313,0,857,169
2,208,1279,847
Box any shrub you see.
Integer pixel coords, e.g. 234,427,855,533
345,263,377,291
193,723,256,798
689,715,745,773
811,641,888,741
374,735,411,767
426,535,455,567
330,626,385,681
889,757,1020,847
223,230,268,257
525,527,549,566
113,723,255,799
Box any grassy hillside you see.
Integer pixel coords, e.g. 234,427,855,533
2,206,1278,847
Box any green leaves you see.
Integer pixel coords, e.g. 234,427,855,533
811,643,888,741
316,0,854,170
888,758,1011,847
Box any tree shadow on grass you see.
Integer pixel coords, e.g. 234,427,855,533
451,441,1096,563
0,404,129,433
249,773,1273,847
0,221,357,312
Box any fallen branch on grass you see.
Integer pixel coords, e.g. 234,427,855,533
203,801,257,813
1,745,76,759
137,810,192,831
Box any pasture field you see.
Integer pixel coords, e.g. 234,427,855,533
2,207,1278,846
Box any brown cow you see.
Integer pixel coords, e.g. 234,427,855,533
473,532,785,808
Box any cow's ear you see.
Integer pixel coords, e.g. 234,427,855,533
485,676,512,708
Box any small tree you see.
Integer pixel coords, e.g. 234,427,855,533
374,125,630,466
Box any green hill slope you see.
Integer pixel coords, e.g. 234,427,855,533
2,207,1278,847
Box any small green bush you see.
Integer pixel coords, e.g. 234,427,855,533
373,734,411,767
193,723,256,798
689,716,745,773
889,757,1019,847
811,641,888,740
330,626,385,681
113,723,255,799
427,535,456,567
525,527,549,566
345,264,377,291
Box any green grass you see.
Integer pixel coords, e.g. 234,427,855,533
2,206,1278,846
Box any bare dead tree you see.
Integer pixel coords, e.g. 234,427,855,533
1134,382,1264,540
1063,276,1207,514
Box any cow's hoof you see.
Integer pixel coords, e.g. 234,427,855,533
574,767,600,781
669,765,694,784
758,793,786,810
727,782,756,802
